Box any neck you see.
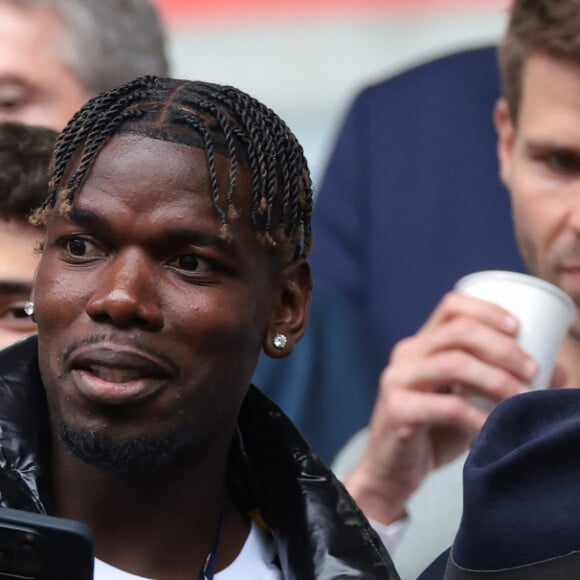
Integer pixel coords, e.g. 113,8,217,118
50,430,250,578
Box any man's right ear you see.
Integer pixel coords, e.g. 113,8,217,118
262,259,312,360
494,98,516,187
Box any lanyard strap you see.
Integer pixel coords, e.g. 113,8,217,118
198,506,226,580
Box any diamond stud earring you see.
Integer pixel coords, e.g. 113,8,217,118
273,333,287,349
24,301,34,316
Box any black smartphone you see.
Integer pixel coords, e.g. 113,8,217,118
0,507,94,580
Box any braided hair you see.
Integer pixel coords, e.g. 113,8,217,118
33,76,313,260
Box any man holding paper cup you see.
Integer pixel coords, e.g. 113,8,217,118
337,0,580,572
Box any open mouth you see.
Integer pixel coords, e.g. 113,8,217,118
68,346,174,405
83,364,165,384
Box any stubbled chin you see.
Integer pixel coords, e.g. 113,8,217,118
59,421,175,474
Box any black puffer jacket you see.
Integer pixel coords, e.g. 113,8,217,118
0,336,399,579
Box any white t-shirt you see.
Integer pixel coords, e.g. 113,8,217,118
93,520,282,579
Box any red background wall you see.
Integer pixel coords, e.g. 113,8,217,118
153,0,504,22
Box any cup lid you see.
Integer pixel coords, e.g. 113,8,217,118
454,270,577,320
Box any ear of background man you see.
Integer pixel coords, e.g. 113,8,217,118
494,98,516,186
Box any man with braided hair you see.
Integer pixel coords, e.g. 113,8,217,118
1,76,398,579
0,0,375,471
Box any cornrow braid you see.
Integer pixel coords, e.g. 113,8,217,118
168,107,230,237
185,85,270,235
173,97,241,220
33,76,313,260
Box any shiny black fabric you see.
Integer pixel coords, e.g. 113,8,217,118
0,336,399,579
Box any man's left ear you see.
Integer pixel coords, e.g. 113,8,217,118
263,259,312,358
494,97,516,188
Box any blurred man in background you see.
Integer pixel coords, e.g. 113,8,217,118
0,123,56,348
0,0,168,129
323,0,580,576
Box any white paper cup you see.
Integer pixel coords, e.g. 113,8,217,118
455,270,577,390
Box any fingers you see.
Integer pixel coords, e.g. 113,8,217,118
387,290,536,403
386,346,530,404
348,290,541,526
385,389,487,433
347,390,486,525
421,291,520,337
370,377,487,451
423,315,538,381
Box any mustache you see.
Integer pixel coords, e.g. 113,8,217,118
61,334,179,375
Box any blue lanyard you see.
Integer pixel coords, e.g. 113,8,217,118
198,507,225,580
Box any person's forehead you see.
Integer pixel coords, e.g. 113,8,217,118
86,132,233,182
0,2,65,62
60,134,255,239
79,133,252,209
0,2,87,129
518,53,580,129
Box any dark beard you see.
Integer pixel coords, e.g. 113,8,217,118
59,423,175,475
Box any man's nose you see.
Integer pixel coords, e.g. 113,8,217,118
86,250,163,330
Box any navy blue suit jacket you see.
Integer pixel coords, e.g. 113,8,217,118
310,45,526,358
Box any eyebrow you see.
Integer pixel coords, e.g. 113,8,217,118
0,75,34,89
0,282,32,295
65,207,227,247
525,139,580,153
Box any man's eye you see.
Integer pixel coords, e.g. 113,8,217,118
546,152,580,173
0,99,19,110
58,237,103,261
61,237,103,257
172,254,211,273
0,301,36,332
0,89,26,112
65,238,89,256
7,306,28,320
4,306,30,322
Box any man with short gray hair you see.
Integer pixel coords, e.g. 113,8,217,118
0,0,169,129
